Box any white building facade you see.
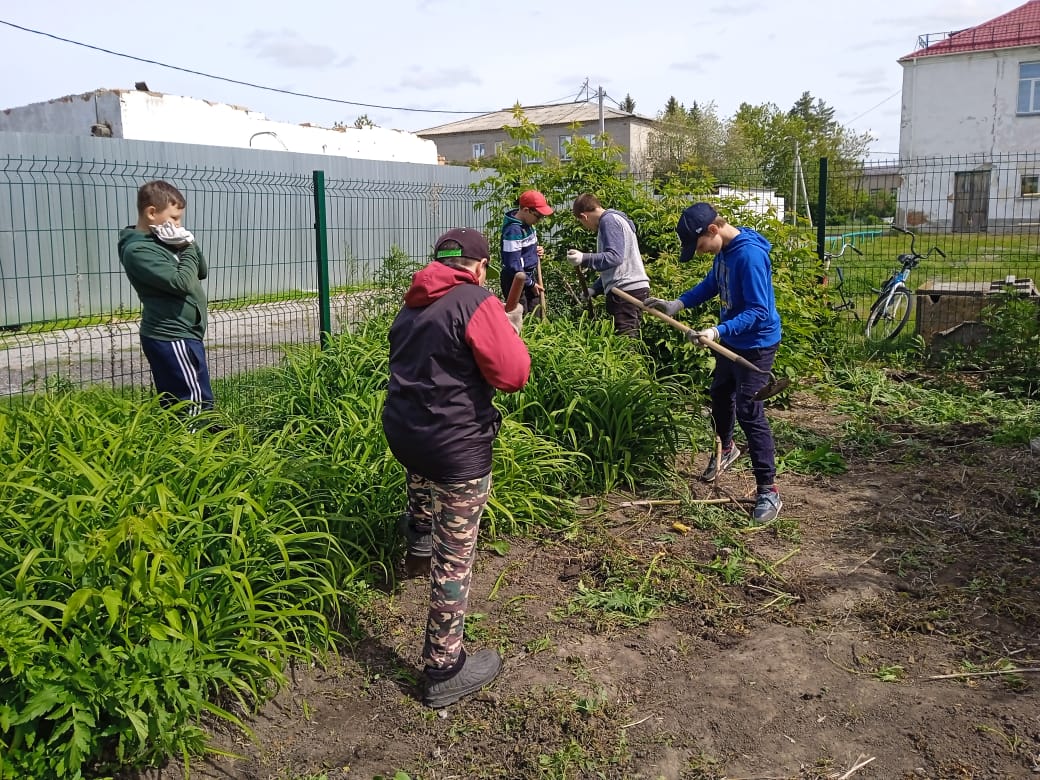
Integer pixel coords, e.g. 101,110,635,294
897,1,1040,231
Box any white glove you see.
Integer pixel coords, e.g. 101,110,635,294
687,327,719,343
566,249,585,267
645,297,684,317
151,221,195,247
506,305,524,336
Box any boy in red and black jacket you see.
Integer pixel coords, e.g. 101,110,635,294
382,227,529,709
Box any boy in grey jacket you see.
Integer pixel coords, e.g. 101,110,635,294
567,193,651,335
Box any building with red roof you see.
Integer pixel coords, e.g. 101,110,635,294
897,1,1040,231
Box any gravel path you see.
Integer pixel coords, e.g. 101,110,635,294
1,293,382,397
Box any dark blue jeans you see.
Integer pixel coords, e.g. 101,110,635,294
709,342,778,488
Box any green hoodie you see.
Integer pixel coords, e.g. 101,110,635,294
118,228,209,340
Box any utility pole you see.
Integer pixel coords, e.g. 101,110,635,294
598,85,605,134
792,142,798,226
793,143,812,228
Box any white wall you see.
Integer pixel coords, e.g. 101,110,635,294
898,47,1040,229
0,90,438,165
0,91,125,137
899,47,1040,158
717,186,786,223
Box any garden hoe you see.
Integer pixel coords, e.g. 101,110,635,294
535,261,548,320
611,287,792,402
505,271,527,312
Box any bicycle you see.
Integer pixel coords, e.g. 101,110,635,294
823,242,864,320
864,226,946,341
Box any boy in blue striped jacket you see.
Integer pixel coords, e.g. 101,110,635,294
500,190,553,314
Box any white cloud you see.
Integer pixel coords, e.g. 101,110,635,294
246,30,348,69
396,67,481,91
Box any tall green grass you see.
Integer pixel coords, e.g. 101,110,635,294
0,391,356,778
0,312,698,776
500,317,692,493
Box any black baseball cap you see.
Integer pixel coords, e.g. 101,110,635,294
434,228,490,262
676,202,718,263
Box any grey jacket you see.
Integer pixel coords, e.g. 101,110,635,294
582,209,650,295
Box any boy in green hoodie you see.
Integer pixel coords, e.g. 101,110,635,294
117,180,213,413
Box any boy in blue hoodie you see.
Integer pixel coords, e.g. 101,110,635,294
646,203,783,523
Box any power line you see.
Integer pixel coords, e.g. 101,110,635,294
0,19,493,115
846,89,900,125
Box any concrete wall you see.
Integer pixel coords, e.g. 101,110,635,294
899,48,1040,158
897,49,1040,229
0,90,438,165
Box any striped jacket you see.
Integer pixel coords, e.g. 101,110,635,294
500,209,539,287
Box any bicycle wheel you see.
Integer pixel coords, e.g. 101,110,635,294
864,287,912,341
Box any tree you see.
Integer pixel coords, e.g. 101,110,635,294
645,99,726,180
726,93,872,223
619,94,636,113
354,114,376,129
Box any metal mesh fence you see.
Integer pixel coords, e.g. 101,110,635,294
3,142,1038,400
817,153,1040,352
0,147,488,399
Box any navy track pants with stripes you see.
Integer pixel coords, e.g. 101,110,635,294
140,336,214,412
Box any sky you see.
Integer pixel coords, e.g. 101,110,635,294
0,0,1027,160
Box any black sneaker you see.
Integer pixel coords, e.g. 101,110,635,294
701,445,741,481
423,649,502,708
397,514,431,557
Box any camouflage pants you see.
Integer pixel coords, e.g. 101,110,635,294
406,471,491,673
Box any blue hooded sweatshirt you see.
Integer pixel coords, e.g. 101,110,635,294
678,227,781,350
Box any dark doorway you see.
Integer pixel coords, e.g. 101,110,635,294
953,170,990,233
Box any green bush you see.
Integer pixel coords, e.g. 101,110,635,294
468,113,838,399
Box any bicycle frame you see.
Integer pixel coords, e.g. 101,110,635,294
872,266,912,310
824,242,863,319
864,226,945,341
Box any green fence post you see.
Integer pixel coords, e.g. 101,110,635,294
816,157,828,260
313,170,332,349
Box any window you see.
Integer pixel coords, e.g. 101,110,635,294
1018,62,1040,114
583,133,598,146
1022,174,1040,197
559,134,572,160
472,142,486,159
494,141,505,155
523,138,543,164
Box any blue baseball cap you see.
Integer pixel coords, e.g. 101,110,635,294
676,202,717,262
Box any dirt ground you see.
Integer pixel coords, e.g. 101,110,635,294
138,393,1040,780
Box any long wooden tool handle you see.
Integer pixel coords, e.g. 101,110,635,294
610,287,769,376
505,271,527,312
536,261,547,320
573,266,595,315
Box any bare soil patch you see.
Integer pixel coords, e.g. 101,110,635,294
136,394,1040,780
